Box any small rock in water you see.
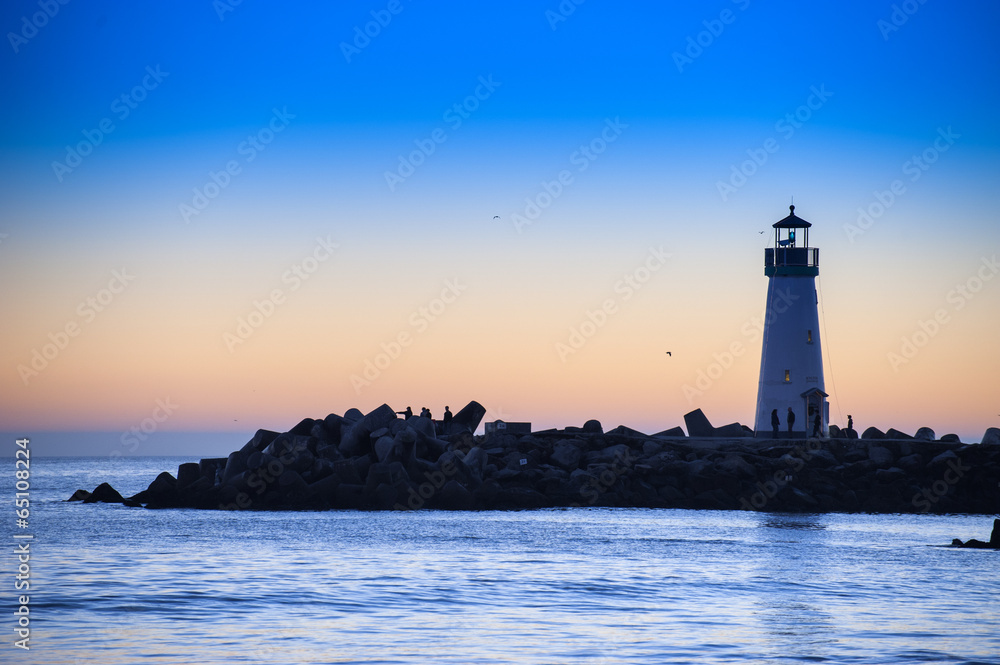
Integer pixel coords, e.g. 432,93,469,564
82,482,124,504
950,519,1000,549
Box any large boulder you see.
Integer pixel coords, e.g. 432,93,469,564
289,418,316,436
714,422,749,438
875,467,906,483
807,448,838,467
550,441,583,470
374,435,398,463
868,445,895,468
323,412,345,431
176,462,201,489
222,450,248,483
681,409,746,437
982,428,1000,446
199,458,227,482
605,425,646,437
437,480,475,510
362,404,398,432
861,427,885,440
717,454,756,479
929,450,959,467
582,419,603,434
495,486,550,509
143,472,180,507
684,409,714,437
914,427,936,441
339,404,396,457
246,428,280,453
462,447,488,479
448,401,487,435
406,415,436,438
310,419,340,445
642,440,664,457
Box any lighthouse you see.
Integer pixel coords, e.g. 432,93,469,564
753,205,827,438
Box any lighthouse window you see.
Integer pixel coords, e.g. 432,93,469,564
807,329,813,343
784,370,791,383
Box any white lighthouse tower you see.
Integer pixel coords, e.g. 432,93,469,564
753,205,827,438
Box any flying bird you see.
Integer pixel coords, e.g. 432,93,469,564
758,230,765,234
665,351,672,356
493,215,501,220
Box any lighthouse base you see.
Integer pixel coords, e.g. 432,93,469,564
754,429,818,440
752,273,828,438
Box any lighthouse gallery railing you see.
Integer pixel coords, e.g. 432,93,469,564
764,247,819,268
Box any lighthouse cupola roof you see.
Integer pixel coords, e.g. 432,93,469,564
772,204,811,229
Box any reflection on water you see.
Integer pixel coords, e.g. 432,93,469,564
760,513,828,531
751,511,837,661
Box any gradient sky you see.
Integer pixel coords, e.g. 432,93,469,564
2,0,999,455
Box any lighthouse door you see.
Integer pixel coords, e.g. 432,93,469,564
801,388,828,438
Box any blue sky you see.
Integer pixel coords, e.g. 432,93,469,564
2,0,999,455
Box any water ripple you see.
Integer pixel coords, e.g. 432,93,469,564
7,458,1000,665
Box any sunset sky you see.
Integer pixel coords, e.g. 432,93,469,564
2,1,998,455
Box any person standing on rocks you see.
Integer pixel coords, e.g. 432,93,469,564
396,406,413,420
787,407,795,438
847,414,854,432
436,406,453,435
771,409,780,438
813,411,821,437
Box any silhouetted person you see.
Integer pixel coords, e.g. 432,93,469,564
420,407,431,419
396,406,413,420
847,414,853,431
442,406,453,425
787,407,795,437
771,409,780,438
812,412,821,437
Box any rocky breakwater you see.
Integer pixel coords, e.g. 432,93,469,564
71,405,1000,513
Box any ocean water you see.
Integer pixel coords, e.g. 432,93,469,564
4,456,998,665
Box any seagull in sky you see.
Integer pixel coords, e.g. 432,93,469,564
493,215,500,220
665,351,672,356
